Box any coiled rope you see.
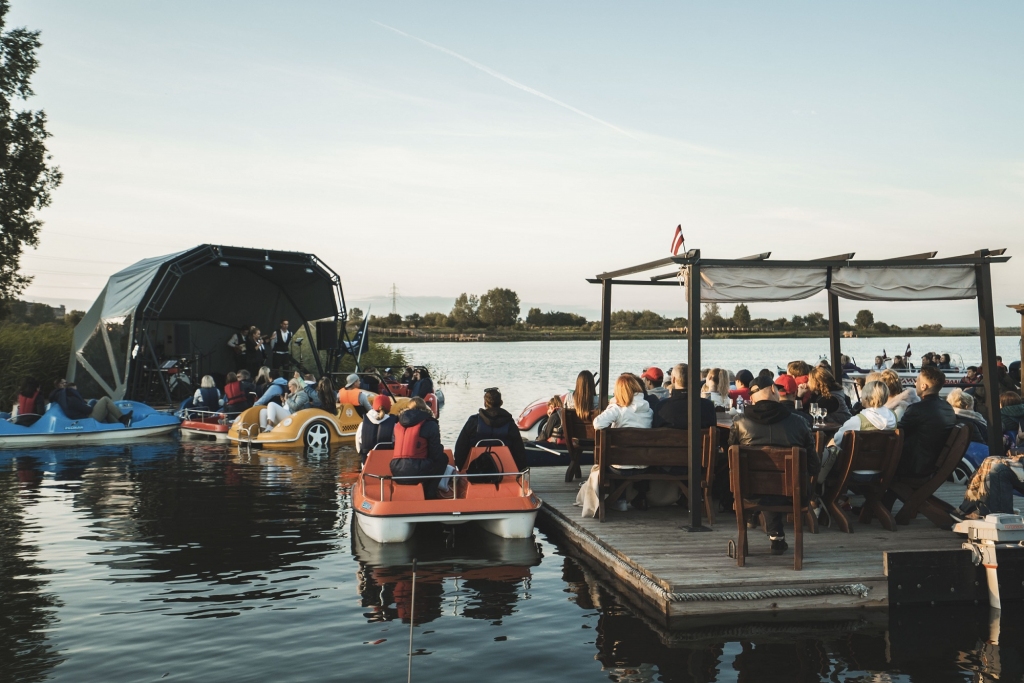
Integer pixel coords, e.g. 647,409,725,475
541,507,871,603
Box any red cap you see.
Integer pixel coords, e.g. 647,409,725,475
372,395,392,412
641,367,664,384
774,375,798,396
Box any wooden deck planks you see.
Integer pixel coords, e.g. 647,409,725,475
531,467,967,620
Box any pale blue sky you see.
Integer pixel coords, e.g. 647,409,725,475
11,1,1024,325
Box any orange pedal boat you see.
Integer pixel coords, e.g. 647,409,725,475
352,443,542,543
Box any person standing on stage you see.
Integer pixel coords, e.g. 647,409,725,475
228,326,248,364
269,319,293,371
246,326,267,376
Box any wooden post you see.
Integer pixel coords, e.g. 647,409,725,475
599,279,612,410
684,251,708,531
975,257,1003,455
828,292,842,376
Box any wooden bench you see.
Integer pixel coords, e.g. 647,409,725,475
595,427,717,522
728,445,809,570
822,429,903,533
561,407,596,483
889,423,970,529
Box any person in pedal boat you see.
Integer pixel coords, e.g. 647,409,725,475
453,387,527,470
389,397,448,498
49,379,133,427
338,374,374,415
357,394,397,466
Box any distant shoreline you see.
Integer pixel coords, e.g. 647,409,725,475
378,328,1020,344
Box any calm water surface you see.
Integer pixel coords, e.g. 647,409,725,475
2,338,1022,682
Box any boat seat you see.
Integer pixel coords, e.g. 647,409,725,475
388,482,426,501
459,445,522,499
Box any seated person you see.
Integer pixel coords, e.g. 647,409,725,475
797,367,852,426
192,375,224,412
938,353,953,370
221,372,250,413
880,369,919,420
236,369,258,405
958,455,1024,518
641,367,668,402
454,388,527,470
653,363,716,430
700,368,731,410
337,374,374,415
728,373,818,556
1001,391,1024,437
897,366,957,478
15,376,46,426
890,356,907,370
50,379,132,426
728,369,753,405
356,395,397,466
827,380,897,482
315,377,336,413
870,356,886,372
259,378,308,430
537,396,564,442
1009,360,1021,391
946,388,988,444
570,370,600,421
593,374,653,431
254,371,288,407
390,398,449,499
410,368,434,399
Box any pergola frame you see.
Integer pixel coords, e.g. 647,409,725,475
589,248,1010,531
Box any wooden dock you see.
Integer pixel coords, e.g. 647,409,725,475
530,467,970,625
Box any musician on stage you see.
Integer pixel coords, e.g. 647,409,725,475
246,326,267,376
269,319,294,370
227,326,249,364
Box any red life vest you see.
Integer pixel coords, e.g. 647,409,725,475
224,381,247,408
17,390,40,416
392,421,428,460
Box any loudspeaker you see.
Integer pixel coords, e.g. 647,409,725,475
173,324,191,356
316,321,337,349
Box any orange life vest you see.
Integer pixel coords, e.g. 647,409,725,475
392,421,428,460
337,388,365,406
224,381,247,408
17,391,40,416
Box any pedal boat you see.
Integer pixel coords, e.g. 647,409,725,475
0,401,181,448
352,443,542,543
225,396,414,450
179,409,233,441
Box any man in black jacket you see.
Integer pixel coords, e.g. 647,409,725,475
728,372,818,556
454,388,527,470
898,366,957,478
653,363,717,430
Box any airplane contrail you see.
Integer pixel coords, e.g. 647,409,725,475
373,20,636,140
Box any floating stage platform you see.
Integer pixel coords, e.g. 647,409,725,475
531,469,1024,626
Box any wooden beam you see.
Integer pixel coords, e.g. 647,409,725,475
596,256,676,280
815,253,855,261
976,261,1004,456
650,269,681,281
887,251,937,260
828,293,842,379
599,279,612,411
737,252,771,261
684,252,706,531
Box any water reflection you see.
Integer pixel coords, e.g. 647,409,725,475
353,523,541,626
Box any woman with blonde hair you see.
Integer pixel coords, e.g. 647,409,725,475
593,374,652,430
880,369,919,420
538,395,564,442
192,375,223,411
701,368,731,409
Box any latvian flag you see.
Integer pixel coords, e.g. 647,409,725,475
904,343,912,360
670,225,685,255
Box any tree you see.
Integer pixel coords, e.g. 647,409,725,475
526,308,587,327
403,313,423,328
805,312,826,328
854,309,875,329
477,288,520,327
635,310,667,329
732,303,751,327
348,307,363,322
422,312,447,327
0,3,63,319
449,293,480,329
701,303,722,327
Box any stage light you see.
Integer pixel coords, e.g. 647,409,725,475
218,261,229,267
264,265,273,271
305,267,314,274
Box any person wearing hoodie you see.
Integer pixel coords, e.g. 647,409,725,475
897,367,957,478
594,374,653,431
1000,392,1024,436
946,388,988,444
254,372,289,407
880,369,919,421
356,394,397,465
454,388,527,470
831,381,898,455
729,373,819,556
390,397,448,499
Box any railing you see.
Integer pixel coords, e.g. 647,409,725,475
361,469,531,502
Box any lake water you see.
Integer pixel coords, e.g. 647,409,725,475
2,337,1022,682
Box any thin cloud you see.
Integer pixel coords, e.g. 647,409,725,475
373,20,636,140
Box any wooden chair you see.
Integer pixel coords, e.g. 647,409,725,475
889,424,970,530
561,407,595,483
822,429,903,533
595,427,717,522
728,445,809,570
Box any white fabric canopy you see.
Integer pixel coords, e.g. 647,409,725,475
685,264,977,303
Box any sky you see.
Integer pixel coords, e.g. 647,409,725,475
9,1,1024,326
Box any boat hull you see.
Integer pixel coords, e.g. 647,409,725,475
0,400,181,449
0,422,179,448
354,509,539,544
